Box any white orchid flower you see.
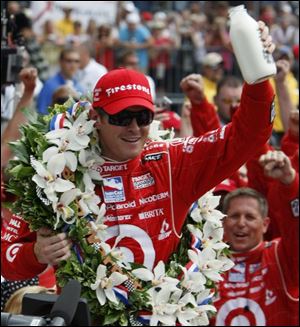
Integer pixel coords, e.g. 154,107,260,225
79,149,105,168
79,149,104,182
147,287,179,326
31,155,75,203
189,310,211,326
191,192,224,226
43,146,77,172
45,121,85,152
77,173,101,216
196,289,215,307
52,188,80,229
216,255,235,272
175,290,214,326
94,236,130,270
188,248,224,282
90,264,128,306
175,293,199,325
65,111,96,150
89,203,107,241
132,260,179,288
179,265,206,293
188,223,229,253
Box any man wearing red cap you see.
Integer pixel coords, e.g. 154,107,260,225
2,23,277,284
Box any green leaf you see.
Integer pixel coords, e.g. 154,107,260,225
103,312,122,325
9,164,34,179
8,141,29,163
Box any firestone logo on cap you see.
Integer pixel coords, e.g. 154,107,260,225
93,84,150,102
106,84,150,97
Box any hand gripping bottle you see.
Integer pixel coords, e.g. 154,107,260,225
229,5,277,84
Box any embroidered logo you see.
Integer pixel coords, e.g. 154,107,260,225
132,173,155,189
142,153,163,163
158,219,171,240
102,176,125,203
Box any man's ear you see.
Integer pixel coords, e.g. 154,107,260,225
262,216,271,234
89,108,98,120
89,108,102,128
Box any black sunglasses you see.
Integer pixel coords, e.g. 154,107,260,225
107,110,154,127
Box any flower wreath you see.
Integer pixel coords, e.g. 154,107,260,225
6,99,234,326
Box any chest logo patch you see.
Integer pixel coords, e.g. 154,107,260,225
102,176,125,203
132,173,155,190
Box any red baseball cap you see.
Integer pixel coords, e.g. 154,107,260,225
213,178,237,194
92,68,154,115
161,111,181,131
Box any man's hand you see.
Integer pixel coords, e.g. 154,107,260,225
180,74,205,104
259,150,296,185
258,21,276,54
19,67,37,94
34,227,72,265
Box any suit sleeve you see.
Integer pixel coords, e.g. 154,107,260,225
273,174,299,298
281,131,299,159
190,97,221,136
170,80,275,203
247,142,274,196
1,215,47,280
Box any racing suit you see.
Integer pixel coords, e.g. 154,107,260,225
213,173,299,326
2,81,274,279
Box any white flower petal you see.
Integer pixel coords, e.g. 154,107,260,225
64,152,78,172
67,138,87,151
177,309,198,323
97,203,106,219
198,304,217,312
95,287,106,305
156,287,172,304
96,264,107,279
83,173,94,192
43,147,59,163
47,153,66,176
32,174,47,188
154,260,165,280
204,270,223,282
78,149,87,166
84,120,96,134
78,198,91,216
44,186,58,203
60,188,80,206
45,129,68,140
110,272,128,286
132,268,153,281
75,134,90,146
87,199,101,215
105,288,118,304
31,158,48,177
53,178,75,192
157,314,177,326
179,293,197,307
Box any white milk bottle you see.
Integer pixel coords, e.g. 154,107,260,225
229,5,277,84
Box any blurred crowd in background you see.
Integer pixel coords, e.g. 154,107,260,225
1,0,299,156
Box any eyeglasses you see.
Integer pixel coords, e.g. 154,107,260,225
107,110,154,127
